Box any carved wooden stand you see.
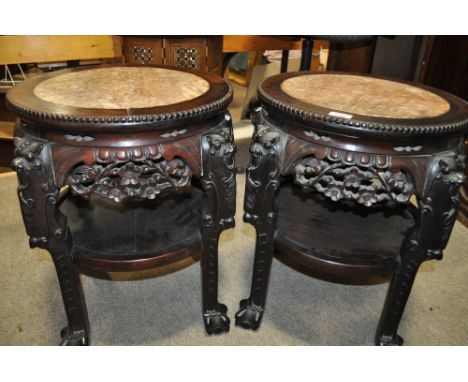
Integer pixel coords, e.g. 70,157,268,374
235,72,468,345
8,65,235,344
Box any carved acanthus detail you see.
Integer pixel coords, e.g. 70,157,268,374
67,158,192,202
294,155,414,207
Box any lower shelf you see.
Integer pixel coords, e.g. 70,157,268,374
274,183,416,277
61,189,202,272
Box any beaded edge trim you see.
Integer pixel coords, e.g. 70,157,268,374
6,84,233,125
258,83,468,136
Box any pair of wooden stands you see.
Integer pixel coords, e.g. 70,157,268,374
7,64,467,345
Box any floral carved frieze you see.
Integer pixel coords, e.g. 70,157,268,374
294,150,414,207
67,158,192,202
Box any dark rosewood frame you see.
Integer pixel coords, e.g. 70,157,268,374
235,71,467,345
8,64,236,345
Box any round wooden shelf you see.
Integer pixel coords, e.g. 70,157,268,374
274,183,416,277
61,188,202,272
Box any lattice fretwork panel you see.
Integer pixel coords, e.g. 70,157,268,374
132,46,154,64
175,48,199,69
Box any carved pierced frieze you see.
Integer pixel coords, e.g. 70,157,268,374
67,158,192,202
294,154,414,207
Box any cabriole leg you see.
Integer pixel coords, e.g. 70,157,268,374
200,116,236,334
235,109,282,330
376,150,465,345
12,134,90,345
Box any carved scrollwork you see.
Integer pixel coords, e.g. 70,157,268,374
200,115,236,333
250,128,280,157
12,133,91,343
67,158,192,202
11,137,43,173
12,135,65,246
244,112,282,222
376,147,465,345
419,149,466,257
201,120,236,228
235,107,281,329
294,155,414,207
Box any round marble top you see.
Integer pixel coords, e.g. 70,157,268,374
33,67,210,109
280,74,450,119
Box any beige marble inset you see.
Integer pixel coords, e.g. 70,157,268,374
281,74,450,119
34,67,210,109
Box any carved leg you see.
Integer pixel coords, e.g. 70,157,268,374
235,109,282,330
376,149,465,345
375,228,423,346
200,116,236,335
12,134,90,345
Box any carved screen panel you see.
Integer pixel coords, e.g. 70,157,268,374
294,153,414,207
164,38,207,71
123,37,163,65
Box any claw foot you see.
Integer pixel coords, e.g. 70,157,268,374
235,299,264,330
203,303,230,335
60,326,89,346
376,334,404,346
